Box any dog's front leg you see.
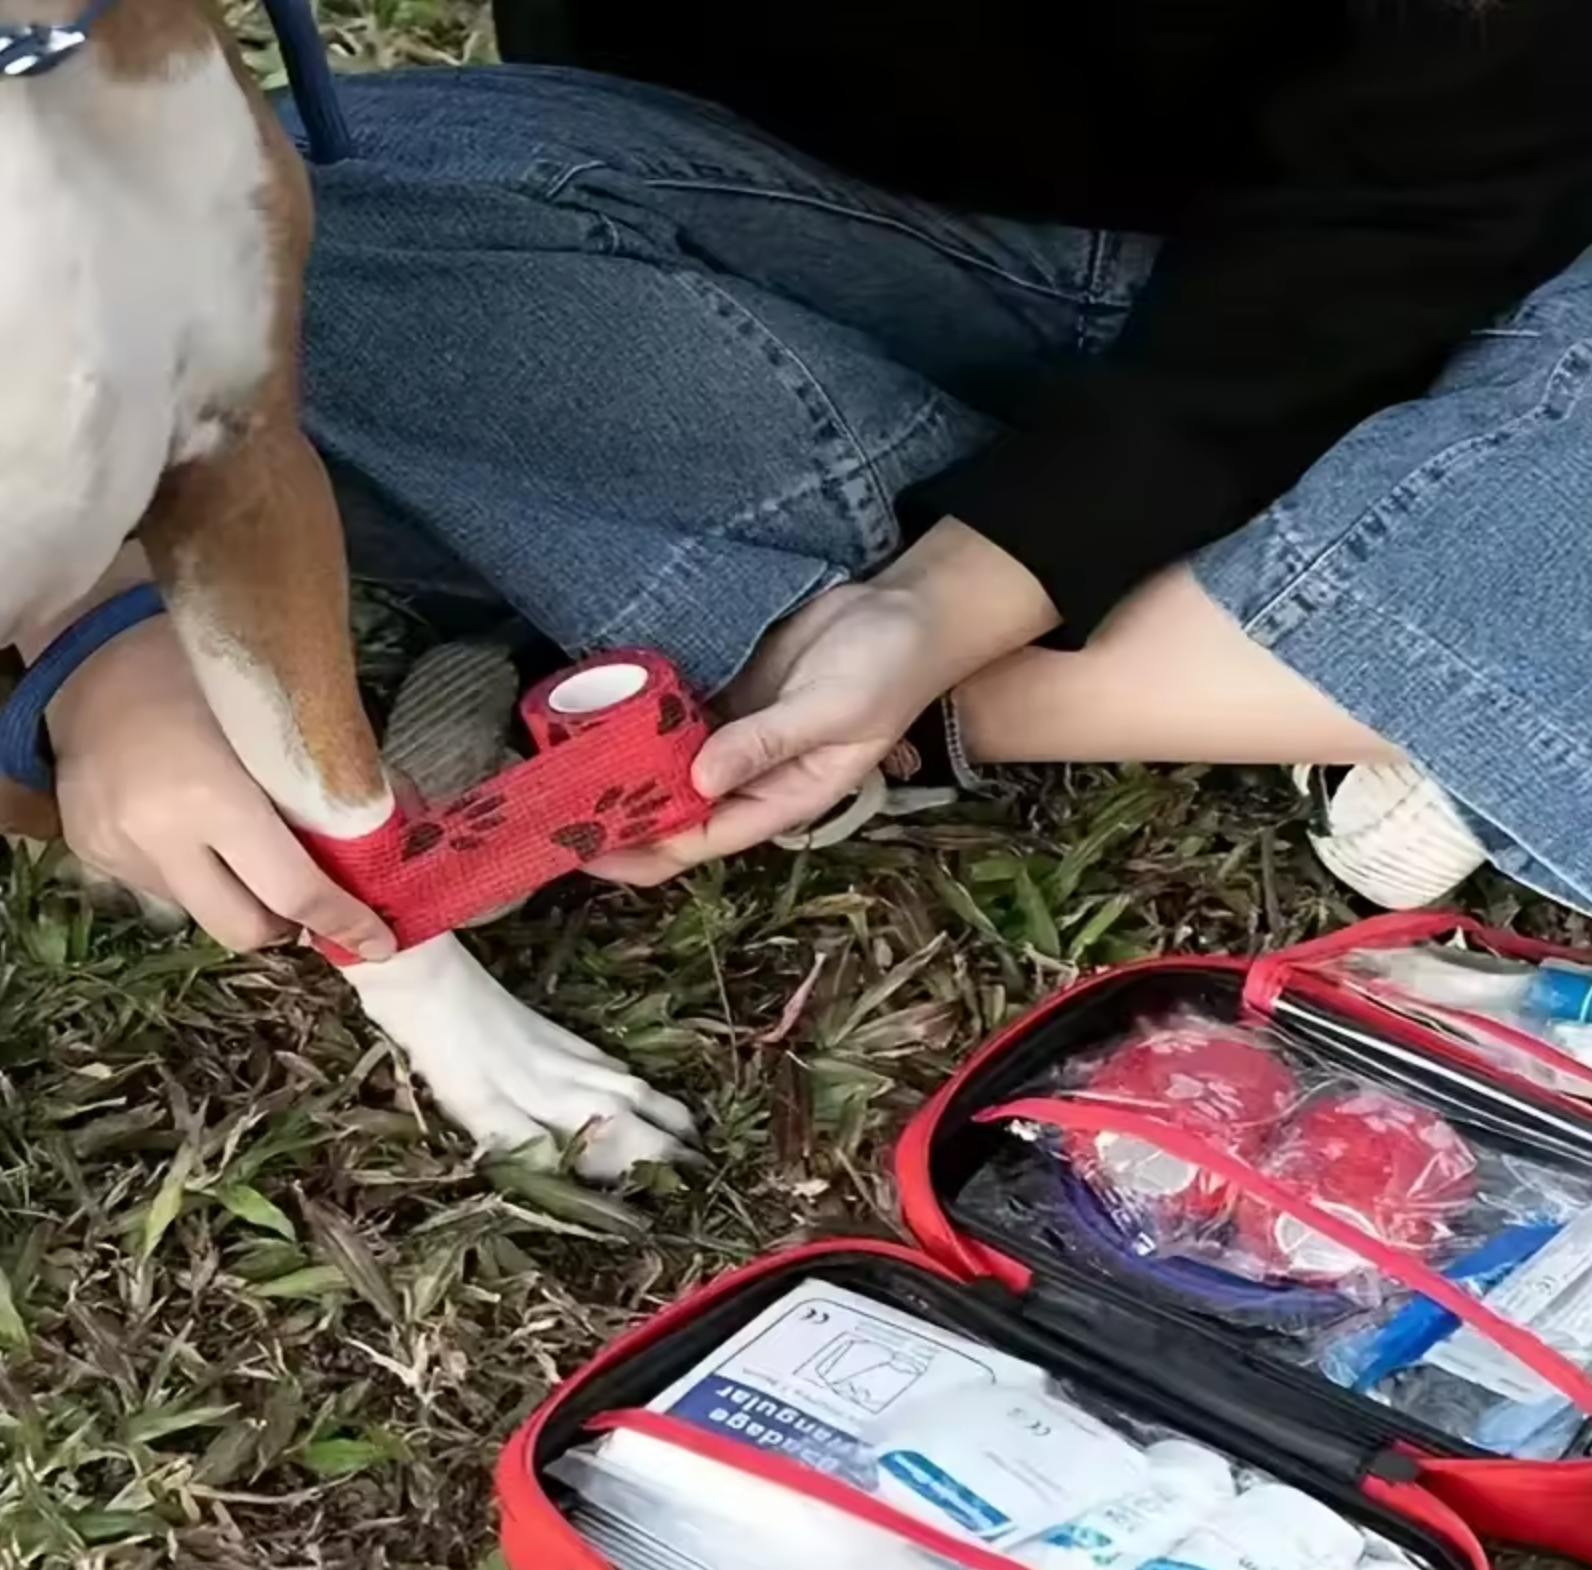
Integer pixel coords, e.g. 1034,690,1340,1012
139,424,693,1179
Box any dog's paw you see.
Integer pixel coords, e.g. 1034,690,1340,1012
344,933,695,1181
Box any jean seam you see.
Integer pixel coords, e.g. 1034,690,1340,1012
681,266,899,536
539,156,607,201
1238,340,1592,637
640,176,1092,306
580,391,950,655
1353,584,1592,769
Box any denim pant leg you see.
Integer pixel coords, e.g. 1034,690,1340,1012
289,66,1157,693
1197,245,1592,911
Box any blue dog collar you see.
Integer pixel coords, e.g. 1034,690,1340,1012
0,583,166,793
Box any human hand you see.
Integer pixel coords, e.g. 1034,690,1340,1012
44,613,395,959
590,581,948,883
591,520,1061,884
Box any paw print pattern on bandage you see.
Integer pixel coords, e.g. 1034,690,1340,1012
548,777,680,861
397,792,509,862
300,649,713,960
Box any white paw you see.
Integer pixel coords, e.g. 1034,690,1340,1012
343,933,695,1182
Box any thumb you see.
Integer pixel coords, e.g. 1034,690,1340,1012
288,879,398,964
221,824,397,963
693,688,836,798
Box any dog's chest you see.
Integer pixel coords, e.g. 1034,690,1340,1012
0,43,275,638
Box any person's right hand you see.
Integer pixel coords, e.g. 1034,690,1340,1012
44,612,395,959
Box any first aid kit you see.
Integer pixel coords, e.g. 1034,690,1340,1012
496,911,1592,1570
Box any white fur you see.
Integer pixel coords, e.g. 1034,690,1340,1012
343,933,695,1181
4,37,692,1176
182,630,398,839
0,44,273,645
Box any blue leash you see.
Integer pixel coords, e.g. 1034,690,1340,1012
261,0,353,165
0,0,352,165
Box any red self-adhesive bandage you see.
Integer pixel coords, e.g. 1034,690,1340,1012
298,649,712,963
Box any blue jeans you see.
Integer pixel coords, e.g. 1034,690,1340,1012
290,67,1592,912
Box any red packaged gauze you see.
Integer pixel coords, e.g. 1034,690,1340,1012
1232,1090,1477,1287
1066,1022,1298,1237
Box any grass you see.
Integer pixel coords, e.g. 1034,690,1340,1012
5,5,1592,1566
7,749,1583,1570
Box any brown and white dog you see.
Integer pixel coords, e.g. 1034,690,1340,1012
0,0,694,1178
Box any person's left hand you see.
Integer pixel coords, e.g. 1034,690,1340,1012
591,519,1062,885
588,580,948,884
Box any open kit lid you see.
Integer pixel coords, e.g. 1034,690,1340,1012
499,914,1592,1570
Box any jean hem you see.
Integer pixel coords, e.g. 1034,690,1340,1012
1195,560,1592,915
572,558,848,696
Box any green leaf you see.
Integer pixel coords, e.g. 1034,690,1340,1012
139,1142,198,1262
927,864,1002,940
1012,862,1060,958
0,1264,29,1353
26,902,71,967
194,1420,260,1488
250,1263,348,1300
67,1512,167,1546
297,1428,408,1478
123,1402,237,1446
483,1160,650,1239
302,1199,400,1324
215,1182,296,1242
1066,892,1135,963
406,1239,468,1323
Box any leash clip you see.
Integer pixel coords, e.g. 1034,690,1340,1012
0,23,88,77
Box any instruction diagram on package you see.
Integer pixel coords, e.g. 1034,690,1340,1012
650,1281,1042,1438
799,1331,932,1414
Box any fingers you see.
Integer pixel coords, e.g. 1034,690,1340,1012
215,813,396,961
160,847,298,952
592,745,878,885
691,687,841,798
71,796,396,959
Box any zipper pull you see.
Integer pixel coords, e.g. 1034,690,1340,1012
1365,1450,1423,1485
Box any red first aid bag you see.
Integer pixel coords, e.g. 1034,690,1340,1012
497,912,1592,1570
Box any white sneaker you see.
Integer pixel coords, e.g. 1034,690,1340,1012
1294,762,1489,910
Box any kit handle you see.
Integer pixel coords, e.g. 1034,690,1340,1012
1361,1465,1489,1570
1410,1450,1592,1564
978,1096,1592,1419
1245,911,1588,1018
1244,913,1493,1016
585,1409,1029,1570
